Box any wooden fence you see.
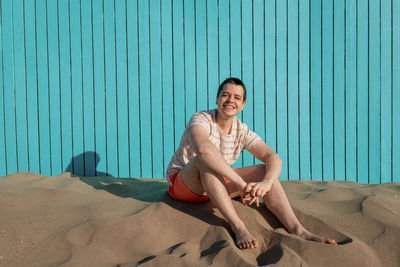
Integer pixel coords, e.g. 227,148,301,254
1,0,399,183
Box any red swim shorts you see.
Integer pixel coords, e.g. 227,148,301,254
168,170,237,203
168,170,209,203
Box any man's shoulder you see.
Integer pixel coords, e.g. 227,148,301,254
190,109,216,121
196,109,216,116
187,109,216,131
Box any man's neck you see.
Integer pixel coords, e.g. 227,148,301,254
215,110,234,134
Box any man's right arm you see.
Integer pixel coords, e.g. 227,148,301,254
187,125,247,190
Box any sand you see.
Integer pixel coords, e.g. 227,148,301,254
0,172,399,266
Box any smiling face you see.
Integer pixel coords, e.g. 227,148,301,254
216,83,246,118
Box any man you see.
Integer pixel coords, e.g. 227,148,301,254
166,77,336,249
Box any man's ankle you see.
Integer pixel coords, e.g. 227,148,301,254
231,221,247,233
288,225,305,235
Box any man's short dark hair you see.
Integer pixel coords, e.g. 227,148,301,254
217,77,247,102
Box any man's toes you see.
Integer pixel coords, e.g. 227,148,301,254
237,241,245,249
326,239,337,245
238,241,250,249
320,238,337,245
236,239,259,249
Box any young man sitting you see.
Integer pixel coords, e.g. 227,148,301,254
166,77,336,249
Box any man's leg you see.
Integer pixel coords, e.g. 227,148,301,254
181,156,258,249
235,165,336,244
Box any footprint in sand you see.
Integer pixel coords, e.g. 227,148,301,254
134,242,189,266
167,242,187,258
65,223,95,248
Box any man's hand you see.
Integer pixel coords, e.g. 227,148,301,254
240,181,274,207
239,183,260,207
246,181,273,198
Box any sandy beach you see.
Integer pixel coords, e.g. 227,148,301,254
0,172,399,266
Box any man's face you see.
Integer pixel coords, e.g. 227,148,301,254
216,84,246,117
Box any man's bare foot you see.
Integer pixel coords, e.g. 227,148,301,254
293,227,337,245
232,225,259,249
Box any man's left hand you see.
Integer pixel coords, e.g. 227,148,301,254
244,181,273,204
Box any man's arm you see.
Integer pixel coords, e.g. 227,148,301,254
188,125,247,190
246,139,283,197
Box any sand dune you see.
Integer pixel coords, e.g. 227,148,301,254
0,172,399,266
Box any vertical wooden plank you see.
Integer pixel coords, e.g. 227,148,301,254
310,0,322,180
104,0,118,177
380,0,392,183
369,0,380,183
357,0,369,183
161,0,174,177
334,0,345,180
230,0,241,78
299,0,310,180
253,0,265,165
172,0,185,150
150,0,163,178
288,0,299,180
58,0,73,173
25,0,40,173
195,0,207,112
345,0,357,182
116,0,129,177
127,0,141,177
81,0,95,176
138,0,152,177
13,0,29,173
219,0,230,81
70,0,84,175
36,0,51,176
276,0,287,178
0,6,6,176
393,0,400,183
242,0,255,167
93,0,107,176
231,0,244,169
184,0,196,121
321,0,333,181
207,0,218,110
265,0,277,155
47,0,62,175
2,0,18,174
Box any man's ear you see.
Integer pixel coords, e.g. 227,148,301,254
239,100,246,111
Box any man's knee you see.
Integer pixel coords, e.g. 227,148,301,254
191,156,225,183
191,156,213,174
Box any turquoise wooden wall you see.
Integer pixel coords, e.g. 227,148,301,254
1,0,399,183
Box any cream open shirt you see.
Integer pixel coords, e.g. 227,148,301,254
166,109,262,184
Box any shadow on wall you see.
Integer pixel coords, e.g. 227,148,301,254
65,151,112,177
